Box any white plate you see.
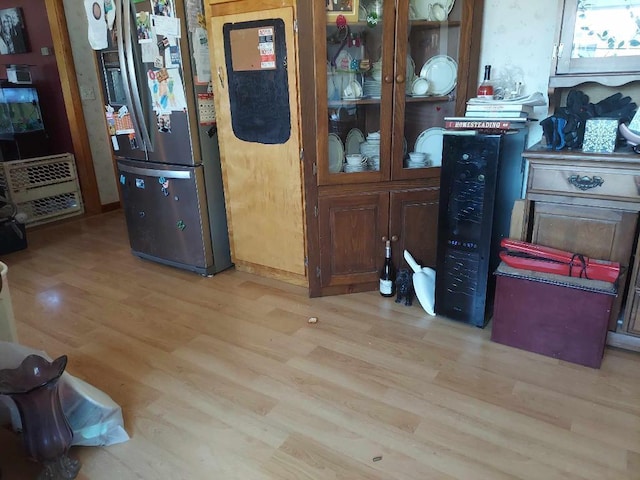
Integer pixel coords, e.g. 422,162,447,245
328,133,344,173
358,4,368,20
415,127,445,167
410,0,431,19
412,77,429,95
345,128,365,154
410,0,454,20
444,0,455,14
407,55,415,82
419,55,457,96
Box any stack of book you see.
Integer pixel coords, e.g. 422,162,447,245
445,92,547,131
465,102,534,119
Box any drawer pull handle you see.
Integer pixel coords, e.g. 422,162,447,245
567,175,604,191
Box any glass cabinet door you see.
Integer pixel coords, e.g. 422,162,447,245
556,0,640,75
318,0,474,184
319,0,395,184
392,0,461,180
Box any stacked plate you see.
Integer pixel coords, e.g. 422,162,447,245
360,132,381,171
414,127,445,167
344,161,368,173
406,56,416,95
405,152,429,169
368,155,381,171
363,79,382,98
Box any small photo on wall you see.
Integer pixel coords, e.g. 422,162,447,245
0,7,29,54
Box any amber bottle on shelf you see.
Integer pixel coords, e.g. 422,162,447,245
477,65,494,99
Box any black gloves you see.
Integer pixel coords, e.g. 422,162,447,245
542,89,637,150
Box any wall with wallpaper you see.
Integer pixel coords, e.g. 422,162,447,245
63,0,119,205
478,0,560,146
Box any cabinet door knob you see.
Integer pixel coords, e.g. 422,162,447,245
384,75,393,83
396,75,405,84
391,235,399,242
382,235,388,242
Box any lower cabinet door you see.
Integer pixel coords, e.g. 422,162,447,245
389,188,440,271
318,192,389,289
531,201,638,330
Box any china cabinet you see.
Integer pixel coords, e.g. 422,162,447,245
298,0,484,296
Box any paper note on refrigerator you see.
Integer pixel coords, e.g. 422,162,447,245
193,27,211,83
153,15,181,37
147,67,188,113
141,42,160,63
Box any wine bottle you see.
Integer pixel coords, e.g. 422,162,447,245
379,240,396,297
477,65,494,99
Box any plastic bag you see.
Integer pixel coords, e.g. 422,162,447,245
0,341,129,447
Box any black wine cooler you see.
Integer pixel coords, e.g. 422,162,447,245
435,130,527,327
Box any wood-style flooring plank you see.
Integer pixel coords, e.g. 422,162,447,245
1,211,639,479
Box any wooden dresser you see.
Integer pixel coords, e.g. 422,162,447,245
521,145,640,351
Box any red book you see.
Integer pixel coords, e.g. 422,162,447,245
443,117,528,130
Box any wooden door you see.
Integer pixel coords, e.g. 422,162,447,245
318,192,389,292
209,8,307,284
531,201,638,329
389,187,440,271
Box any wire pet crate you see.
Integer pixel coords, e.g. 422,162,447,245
0,153,84,226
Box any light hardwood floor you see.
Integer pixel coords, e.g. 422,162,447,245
1,211,639,479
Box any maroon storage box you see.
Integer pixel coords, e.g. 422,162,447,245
491,262,616,368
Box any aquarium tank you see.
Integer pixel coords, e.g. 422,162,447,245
0,87,44,134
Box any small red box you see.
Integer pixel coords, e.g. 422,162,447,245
491,263,616,368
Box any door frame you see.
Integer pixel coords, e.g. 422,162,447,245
45,0,102,215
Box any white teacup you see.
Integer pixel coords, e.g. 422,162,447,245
346,153,368,166
367,131,381,140
408,152,427,162
429,2,447,21
343,81,362,99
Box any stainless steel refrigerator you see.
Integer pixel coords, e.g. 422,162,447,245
97,0,232,275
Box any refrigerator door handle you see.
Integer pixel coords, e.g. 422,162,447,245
122,0,154,152
114,0,144,148
119,163,193,179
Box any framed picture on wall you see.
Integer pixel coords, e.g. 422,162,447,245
0,7,29,54
326,0,359,23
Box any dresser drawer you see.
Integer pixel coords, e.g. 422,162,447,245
528,162,640,201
